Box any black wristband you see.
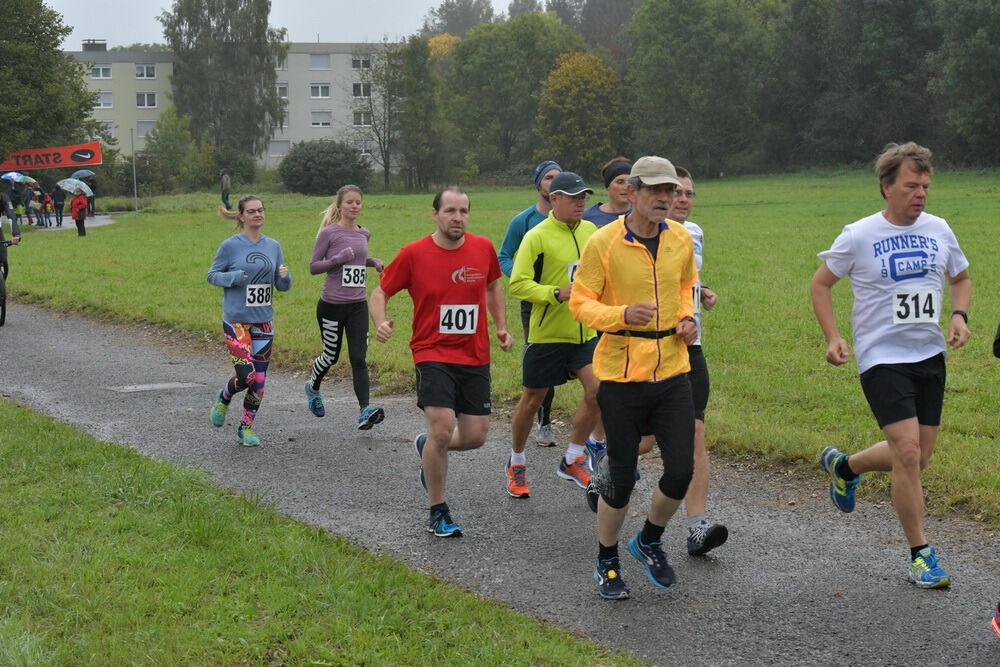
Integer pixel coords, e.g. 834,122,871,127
951,309,968,323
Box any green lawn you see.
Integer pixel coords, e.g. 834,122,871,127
9,170,999,528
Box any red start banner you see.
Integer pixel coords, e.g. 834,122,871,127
0,141,103,172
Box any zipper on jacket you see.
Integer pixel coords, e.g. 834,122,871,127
570,224,585,344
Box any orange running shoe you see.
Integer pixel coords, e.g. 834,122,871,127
557,454,591,489
505,458,530,498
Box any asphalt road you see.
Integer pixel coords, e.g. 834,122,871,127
1,303,997,666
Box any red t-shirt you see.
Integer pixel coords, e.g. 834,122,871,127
379,233,501,366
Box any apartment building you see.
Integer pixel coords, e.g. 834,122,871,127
67,40,380,164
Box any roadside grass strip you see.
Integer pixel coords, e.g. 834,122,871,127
0,401,638,665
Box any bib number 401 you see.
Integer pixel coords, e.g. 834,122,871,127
439,304,478,334
892,290,938,324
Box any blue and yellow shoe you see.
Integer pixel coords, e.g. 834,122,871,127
237,424,260,447
594,556,630,600
908,546,951,589
358,405,385,430
820,446,860,512
304,381,325,418
210,389,228,427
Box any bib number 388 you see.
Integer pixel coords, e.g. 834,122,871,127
892,290,939,324
246,284,272,307
439,304,478,334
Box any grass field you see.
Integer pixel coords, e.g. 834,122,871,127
7,170,999,527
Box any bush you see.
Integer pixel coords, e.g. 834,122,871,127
277,140,371,195
212,146,255,185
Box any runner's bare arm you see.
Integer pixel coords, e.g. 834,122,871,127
485,278,513,351
947,269,971,349
810,263,849,365
369,286,394,342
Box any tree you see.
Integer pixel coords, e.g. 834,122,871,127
0,0,96,162
397,37,452,190
545,0,585,29
577,0,639,66
143,107,194,189
447,12,586,173
422,0,496,37
158,0,288,156
110,43,170,52
534,52,629,178
277,140,372,195
508,0,543,18
351,40,404,188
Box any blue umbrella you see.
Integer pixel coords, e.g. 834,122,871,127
1,171,25,182
71,169,95,179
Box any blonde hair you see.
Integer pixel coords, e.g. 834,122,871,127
317,185,363,238
218,194,262,230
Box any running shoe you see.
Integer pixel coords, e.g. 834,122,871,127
820,446,861,513
426,507,463,537
237,424,260,447
557,454,591,489
210,389,228,427
414,433,427,491
992,601,1000,639
589,453,613,507
304,381,325,418
907,546,951,589
586,479,600,513
505,458,530,498
687,521,729,556
535,422,556,447
357,405,385,430
627,533,676,588
585,437,606,471
594,556,630,600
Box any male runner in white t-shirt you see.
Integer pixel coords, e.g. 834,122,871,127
810,142,971,589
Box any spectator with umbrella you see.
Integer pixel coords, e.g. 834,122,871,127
73,169,96,216
59,179,92,237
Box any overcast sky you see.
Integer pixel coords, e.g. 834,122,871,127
47,0,513,48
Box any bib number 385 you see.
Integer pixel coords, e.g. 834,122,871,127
246,284,272,307
892,290,939,324
439,304,478,334
342,264,366,287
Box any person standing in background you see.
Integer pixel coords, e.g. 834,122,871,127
220,169,232,211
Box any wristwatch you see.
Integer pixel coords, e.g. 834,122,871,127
554,288,561,302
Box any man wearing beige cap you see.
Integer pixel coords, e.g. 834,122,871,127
569,156,698,599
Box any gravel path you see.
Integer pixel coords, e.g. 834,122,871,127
1,304,997,666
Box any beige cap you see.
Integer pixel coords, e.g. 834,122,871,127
630,156,682,187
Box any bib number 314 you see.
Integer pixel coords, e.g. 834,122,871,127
439,304,478,334
892,290,939,324
246,284,272,307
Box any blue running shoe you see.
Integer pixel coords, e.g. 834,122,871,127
627,533,676,588
908,546,951,589
426,507,462,537
236,424,260,447
304,381,325,418
357,404,385,430
594,556,630,600
210,389,228,427
414,433,427,491
585,437,606,471
820,446,860,512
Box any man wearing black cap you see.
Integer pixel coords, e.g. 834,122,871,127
570,156,698,599
506,171,601,499
498,160,562,447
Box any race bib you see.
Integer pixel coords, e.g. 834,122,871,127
246,284,272,307
892,289,939,324
342,264,366,287
439,304,479,334
567,260,580,283
693,282,701,315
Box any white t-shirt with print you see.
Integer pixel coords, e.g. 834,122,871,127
683,220,705,346
818,211,968,373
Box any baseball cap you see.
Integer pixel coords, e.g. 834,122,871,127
630,156,682,188
548,171,594,196
533,160,562,188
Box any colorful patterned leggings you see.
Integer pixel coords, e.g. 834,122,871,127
220,320,273,427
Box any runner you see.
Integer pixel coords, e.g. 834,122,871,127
810,142,971,589
369,187,513,537
304,185,386,430
507,172,601,498
498,160,562,447
582,157,631,227
207,195,291,447
569,156,698,599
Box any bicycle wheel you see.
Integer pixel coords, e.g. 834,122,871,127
0,268,6,326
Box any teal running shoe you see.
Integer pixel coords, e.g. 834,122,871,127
627,533,676,588
210,389,228,427
357,405,385,430
594,556,630,600
237,424,260,447
414,433,427,491
908,546,951,589
426,507,462,537
304,381,325,418
820,446,860,512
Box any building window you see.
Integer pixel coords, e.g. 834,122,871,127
96,120,115,139
275,55,287,70
91,64,112,79
94,91,113,108
276,83,288,99
352,82,372,98
311,111,332,127
269,140,290,157
309,53,330,70
310,83,330,99
271,111,288,129
353,111,372,127
136,120,156,138
352,55,371,69
136,92,157,108
135,64,156,79
358,141,372,157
